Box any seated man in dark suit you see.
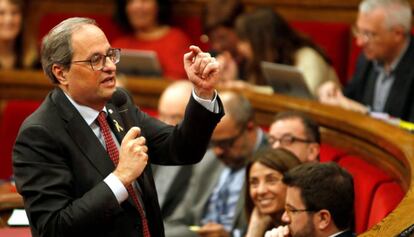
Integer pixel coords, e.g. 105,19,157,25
165,91,267,237
265,162,355,237
13,17,223,237
318,0,414,122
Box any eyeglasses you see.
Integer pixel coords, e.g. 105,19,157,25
285,206,315,218
210,126,246,150
268,134,313,147
71,48,121,71
352,26,378,42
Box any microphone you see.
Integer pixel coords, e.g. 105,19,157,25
112,89,134,130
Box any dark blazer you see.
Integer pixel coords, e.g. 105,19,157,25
13,87,223,237
336,230,355,237
344,37,414,122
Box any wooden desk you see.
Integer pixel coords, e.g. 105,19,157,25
1,70,413,236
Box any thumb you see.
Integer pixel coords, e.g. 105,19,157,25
123,127,140,143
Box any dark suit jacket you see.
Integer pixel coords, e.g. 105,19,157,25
336,230,355,237
13,87,223,237
344,37,414,122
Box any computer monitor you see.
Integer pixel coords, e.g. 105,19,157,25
261,61,314,99
117,49,162,77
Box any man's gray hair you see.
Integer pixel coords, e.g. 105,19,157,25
41,17,97,83
359,0,412,33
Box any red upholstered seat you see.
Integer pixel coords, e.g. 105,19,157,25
337,155,393,233
0,100,41,180
367,181,404,229
319,143,347,162
290,21,351,85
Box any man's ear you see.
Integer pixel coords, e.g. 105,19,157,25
307,143,320,162
52,64,68,85
315,209,331,230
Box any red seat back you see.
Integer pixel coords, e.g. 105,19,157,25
0,100,41,180
337,155,393,233
367,181,404,229
319,143,347,162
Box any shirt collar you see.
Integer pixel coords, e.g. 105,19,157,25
64,92,108,126
329,230,348,237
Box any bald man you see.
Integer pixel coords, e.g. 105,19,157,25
158,81,194,125
153,80,194,219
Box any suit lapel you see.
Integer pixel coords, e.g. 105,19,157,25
52,88,115,178
106,103,127,144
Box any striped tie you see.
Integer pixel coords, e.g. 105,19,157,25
97,111,151,237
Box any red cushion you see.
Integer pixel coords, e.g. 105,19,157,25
0,100,41,180
319,143,346,162
290,21,351,85
367,181,404,229
337,155,393,233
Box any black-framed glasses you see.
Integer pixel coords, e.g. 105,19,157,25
71,48,121,71
268,134,314,147
285,206,315,218
210,126,246,150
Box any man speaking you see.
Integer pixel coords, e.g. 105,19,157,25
13,17,223,237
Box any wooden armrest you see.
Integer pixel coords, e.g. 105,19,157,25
0,193,24,211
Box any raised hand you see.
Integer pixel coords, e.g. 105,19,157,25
264,226,290,237
184,45,220,100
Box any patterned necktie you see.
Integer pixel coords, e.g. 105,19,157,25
97,111,151,237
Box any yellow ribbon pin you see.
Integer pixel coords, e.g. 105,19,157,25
113,119,124,132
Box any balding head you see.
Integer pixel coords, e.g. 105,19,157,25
158,80,193,125
220,91,254,129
